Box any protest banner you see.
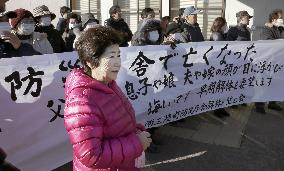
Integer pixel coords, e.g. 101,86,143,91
1,40,284,170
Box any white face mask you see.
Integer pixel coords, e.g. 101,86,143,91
275,18,284,27
40,16,52,26
0,22,11,35
18,23,35,35
148,30,159,42
69,23,80,30
84,22,99,31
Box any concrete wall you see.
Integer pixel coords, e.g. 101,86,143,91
6,0,68,27
225,0,284,40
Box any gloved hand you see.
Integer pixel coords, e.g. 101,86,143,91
137,131,152,150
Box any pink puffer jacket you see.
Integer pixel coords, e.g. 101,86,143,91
64,68,145,171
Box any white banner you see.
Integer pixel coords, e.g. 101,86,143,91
1,40,284,170
0,52,79,171
118,40,284,128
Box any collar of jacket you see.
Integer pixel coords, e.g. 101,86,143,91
110,17,124,23
66,68,115,95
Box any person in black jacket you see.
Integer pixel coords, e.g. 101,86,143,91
104,5,132,47
262,9,284,40
131,18,163,46
0,10,41,58
62,13,82,52
181,6,204,42
56,6,71,35
227,11,252,41
210,17,228,41
209,17,231,118
254,9,283,114
33,5,66,53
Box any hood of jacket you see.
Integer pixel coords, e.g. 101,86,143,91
139,19,161,33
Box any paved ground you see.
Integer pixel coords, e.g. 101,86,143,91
54,102,284,171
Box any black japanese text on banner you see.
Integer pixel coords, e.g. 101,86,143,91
1,40,284,170
117,40,284,128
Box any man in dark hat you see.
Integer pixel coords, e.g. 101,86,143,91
33,5,66,53
254,9,283,114
0,9,40,58
56,6,71,35
227,10,253,41
104,5,132,47
181,6,204,42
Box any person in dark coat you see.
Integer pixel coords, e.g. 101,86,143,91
104,5,132,47
131,18,164,154
0,10,41,58
137,8,155,32
210,17,228,41
262,9,284,40
227,11,252,41
209,17,231,118
162,21,188,44
173,8,186,27
254,9,283,114
62,13,82,52
226,11,252,109
131,18,163,46
181,6,204,42
33,5,66,53
56,6,71,35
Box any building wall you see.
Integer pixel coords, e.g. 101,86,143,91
5,0,68,26
225,0,284,40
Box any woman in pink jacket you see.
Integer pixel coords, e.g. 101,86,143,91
64,26,152,171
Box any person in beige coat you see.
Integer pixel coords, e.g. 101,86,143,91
10,8,53,54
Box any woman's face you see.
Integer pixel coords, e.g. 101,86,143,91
89,44,121,84
17,17,35,35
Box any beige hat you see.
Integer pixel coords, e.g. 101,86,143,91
33,5,56,20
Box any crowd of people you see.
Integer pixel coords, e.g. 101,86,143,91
1,3,284,171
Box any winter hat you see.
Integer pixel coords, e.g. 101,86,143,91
81,13,99,27
140,19,161,32
33,5,56,20
166,22,182,35
183,6,201,17
10,8,34,28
